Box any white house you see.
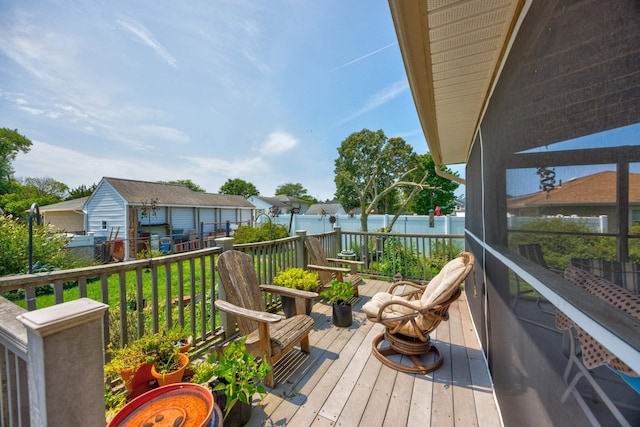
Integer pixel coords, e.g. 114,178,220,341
85,177,254,260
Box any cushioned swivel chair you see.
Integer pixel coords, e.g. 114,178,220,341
363,252,474,374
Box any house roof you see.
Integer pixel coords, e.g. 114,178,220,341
275,195,309,204
39,197,89,212
508,171,640,207
250,196,290,208
305,202,343,215
388,0,526,166
103,177,254,208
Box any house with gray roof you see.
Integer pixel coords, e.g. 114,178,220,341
86,177,254,260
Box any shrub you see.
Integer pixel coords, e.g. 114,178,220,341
273,268,319,291
0,214,81,277
233,222,288,244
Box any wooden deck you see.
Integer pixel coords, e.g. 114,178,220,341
245,279,503,427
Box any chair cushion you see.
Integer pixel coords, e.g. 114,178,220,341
362,256,467,326
421,257,467,306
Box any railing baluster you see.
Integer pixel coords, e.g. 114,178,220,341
199,254,207,340
189,258,196,334
135,268,144,338
151,264,159,334
164,264,172,330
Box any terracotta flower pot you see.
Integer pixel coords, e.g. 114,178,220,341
118,362,154,394
108,383,220,427
151,353,189,386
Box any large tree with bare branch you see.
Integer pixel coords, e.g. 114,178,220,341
334,129,431,231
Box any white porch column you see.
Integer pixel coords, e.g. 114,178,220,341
17,298,108,427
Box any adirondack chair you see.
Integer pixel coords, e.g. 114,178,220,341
215,250,318,388
305,236,365,295
363,252,474,374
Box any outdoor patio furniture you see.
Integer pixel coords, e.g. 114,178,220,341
362,252,474,374
556,265,640,427
512,243,560,312
305,236,365,295
215,250,318,388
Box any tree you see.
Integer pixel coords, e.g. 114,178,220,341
22,177,69,199
408,153,460,215
66,183,97,200
334,129,431,231
0,128,32,194
219,178,259,198
275,182,308,198
0,179,63,219
161,179,206,192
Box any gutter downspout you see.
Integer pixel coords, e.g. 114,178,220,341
435,164,465,185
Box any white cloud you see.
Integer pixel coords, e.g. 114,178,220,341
117,16,177,69
13,141,145,187
259,131,298,155
18,106,44,115
334,80,409,127
135,125,190,145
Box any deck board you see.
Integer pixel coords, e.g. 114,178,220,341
245,279,503,427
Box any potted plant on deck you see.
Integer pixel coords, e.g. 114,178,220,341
273,268,319,317
104,330,190,399
321,280,355,327
203,338,271,427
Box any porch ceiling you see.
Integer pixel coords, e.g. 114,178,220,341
388,0,527,166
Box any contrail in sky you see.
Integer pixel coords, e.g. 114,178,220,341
331,42,398,72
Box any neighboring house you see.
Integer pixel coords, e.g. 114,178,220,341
85,177,254,260
453,198,465,216
507,171,640,232
246,196,290,219
275,195,312,214
305,202,346,216
38,197,89,234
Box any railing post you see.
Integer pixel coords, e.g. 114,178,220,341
295,230,307,269
17,298,108,426
215,237,236,339
333,226,342,254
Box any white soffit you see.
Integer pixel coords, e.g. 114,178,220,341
389,0,526,165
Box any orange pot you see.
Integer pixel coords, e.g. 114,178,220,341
118,362,154,393
151,353,189,386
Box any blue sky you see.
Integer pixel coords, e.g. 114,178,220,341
0,0,464,201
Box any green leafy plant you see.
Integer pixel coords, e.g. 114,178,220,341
104,330,178,378
207,338,271,420
273,268,319,291
320,280,355,305
190,361,216,385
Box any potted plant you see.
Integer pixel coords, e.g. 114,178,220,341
206,338,271,427
273,268,319,317
165,326,193,353
151,350,189,386
321,280,355,327
104,336,156,398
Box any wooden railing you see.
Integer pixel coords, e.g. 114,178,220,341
0,226,464,425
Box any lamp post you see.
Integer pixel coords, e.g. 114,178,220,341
288,207,300,233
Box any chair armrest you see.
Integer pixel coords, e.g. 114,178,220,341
214,300,282,323
260,285,318,300
307,264,350,274
376,299,421,323
326,258,365,266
